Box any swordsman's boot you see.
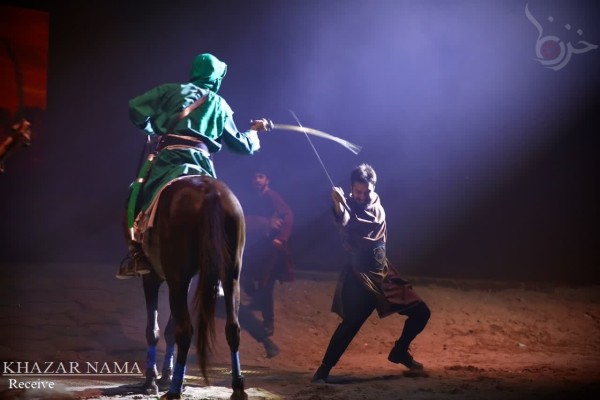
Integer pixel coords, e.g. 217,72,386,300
311,363,331,383
116,242,151,279
262,338,280,359
388,342,424,370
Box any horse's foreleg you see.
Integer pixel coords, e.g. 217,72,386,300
161,283,193,400
157,315,175,388
142,274,162,395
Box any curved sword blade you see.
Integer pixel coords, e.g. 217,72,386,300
270,123,362,154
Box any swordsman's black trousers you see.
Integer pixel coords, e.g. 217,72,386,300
321,270,431,368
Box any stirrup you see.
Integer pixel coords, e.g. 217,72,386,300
116,254,150,279
129,245,152,276
116,256,132,279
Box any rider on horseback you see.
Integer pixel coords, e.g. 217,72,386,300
117,53,270,279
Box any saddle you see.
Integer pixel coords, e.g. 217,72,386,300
132,175,203,280
134,174,202,235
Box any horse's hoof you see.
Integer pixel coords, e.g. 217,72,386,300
157,370,173,389
142,378,159,395
157,378,172,390
230,390,248,400
143,383,159,396
231,374,246,400
160,391,181,400
232,374,245,390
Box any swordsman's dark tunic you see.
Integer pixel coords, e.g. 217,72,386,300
332,193,422,319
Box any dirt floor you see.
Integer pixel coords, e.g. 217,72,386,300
0,263,599,399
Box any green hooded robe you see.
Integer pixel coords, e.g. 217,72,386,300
127,53,260,223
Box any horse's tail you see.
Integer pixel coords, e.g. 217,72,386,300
192,182,228,384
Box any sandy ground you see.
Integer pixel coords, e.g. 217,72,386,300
0,263,599,399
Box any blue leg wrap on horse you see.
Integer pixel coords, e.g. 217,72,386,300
162,344,175,371
231,352,241,377
146,346,157,371
169,363,186,394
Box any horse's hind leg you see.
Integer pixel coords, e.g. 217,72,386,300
142,273,162,395
220,187,248,400
222,278,247,400
161,280,193,400
157,315,175,388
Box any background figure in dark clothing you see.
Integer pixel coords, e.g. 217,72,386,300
186,274,279,358
242,170,294,336
312,163,431,383
215,288,280,359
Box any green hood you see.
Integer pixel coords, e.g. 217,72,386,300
189,53,227,93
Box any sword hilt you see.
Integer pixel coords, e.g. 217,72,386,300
249,118,273,132
265,119,274,131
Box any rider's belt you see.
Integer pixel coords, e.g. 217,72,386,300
156,134,209,154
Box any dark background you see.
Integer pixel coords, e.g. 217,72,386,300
1,0,598,284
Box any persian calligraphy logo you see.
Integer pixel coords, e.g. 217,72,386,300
525,3,598,71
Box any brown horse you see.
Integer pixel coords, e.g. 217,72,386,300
138,175,247,400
